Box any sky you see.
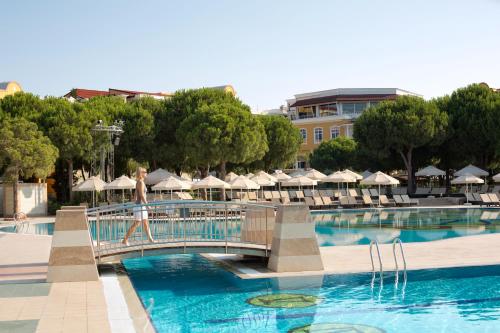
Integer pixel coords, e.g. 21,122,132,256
1,0,499,111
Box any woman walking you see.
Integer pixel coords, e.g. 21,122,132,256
122,167,154,245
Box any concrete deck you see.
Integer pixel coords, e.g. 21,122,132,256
218,233,500,279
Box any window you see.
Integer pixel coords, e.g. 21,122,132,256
299,128,307,143
342,102,367,116
297,106,315,119
314,127,323,144
318,103,338,117
344,124,354,138
330,126,340,139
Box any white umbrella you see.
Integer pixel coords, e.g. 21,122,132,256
192,175,230,201
73,176,107,207
251,174,276,198
281,175,318,191
415,165,446,177
104,175,136,202
323,171,357,191
254,170,278,183
493,173,500,182
152,176,192,200
224,172,239,182
451,173,484,204
272,171,291,181
245,172,254,178
361,170,373,179
230,176,260,190
144,168,174,185
303,168,327,181
454,164,489,177
344,169,363,180
361,171,400,206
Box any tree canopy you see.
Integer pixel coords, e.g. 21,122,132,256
354,96,448,193
309,136,358,173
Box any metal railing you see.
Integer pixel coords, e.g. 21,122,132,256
369,240,383,288
392,238,407,288
86,200,276,261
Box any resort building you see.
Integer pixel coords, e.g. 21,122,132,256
64,85,236,102
0,81,23,99
286,88,421,168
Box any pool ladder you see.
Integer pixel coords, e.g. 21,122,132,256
369,238,407,288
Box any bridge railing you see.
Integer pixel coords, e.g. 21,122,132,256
86,200,276,259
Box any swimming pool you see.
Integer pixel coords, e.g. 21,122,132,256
123,254,500,332
315,208,500,246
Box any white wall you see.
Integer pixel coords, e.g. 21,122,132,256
2,183,48,217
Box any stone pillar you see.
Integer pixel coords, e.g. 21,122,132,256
241,206,275,245
46,208,99,282
268,204,323,272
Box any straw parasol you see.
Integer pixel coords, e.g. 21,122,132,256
254,170,278,183
251,174,276,198
152,176,192,200
303,168,327,181
104,175,136,202
451,173,484,203
272,171,291,181
360,171,400,206
224,172,239,182
289,169,306,178
281,175,318,191
493,173,500,182
144,168,174,185
454,164,489,177
73,176,107,207
192,175,230,201
361,170,373,179
323,171,357,191
343,169,363,180
229,175,260,199
415,165,446,177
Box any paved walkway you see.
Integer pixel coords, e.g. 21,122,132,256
219,233,500,278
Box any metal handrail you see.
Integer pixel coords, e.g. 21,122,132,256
392,238,407,286
369,240,383,286
86,200,276,261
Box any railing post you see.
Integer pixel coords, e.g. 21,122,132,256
265,207,268,257
141,204,144,257
183,203,187,253
225,204,228,254
96,210,101,262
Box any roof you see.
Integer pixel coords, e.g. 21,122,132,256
288,88,422,107
0,82,10,90
108,88,169,97
64,88,109,99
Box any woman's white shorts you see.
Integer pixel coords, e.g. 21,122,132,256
133,206,148,220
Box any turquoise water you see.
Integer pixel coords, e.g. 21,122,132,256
123,254,500,332
315,208,500,246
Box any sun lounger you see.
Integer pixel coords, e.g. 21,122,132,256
362,195,374,207
472,193,482,202
369,189,379,197
348,189,358,197
271,191,280,199
361,189,371,197
479,185,489,193
288,191,297,199
340,189,347,197
304,197,315,208
493,185,500,193
348,196,360,207
321,196,333,208
430,187,446,196
333,190,341,199
480,194,493,206
304,189,313,197
318,190,328,197
313,197,324,208
376,195,392,207
263,191,273,200
248,192,258,201
279,190,289,198
281,197,290,204
401,194,418,206
490,193,500,206
393,195,410,207
339,196,353,208
296,191,305,201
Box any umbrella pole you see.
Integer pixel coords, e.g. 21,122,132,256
378,184,381,207
122,189,125,203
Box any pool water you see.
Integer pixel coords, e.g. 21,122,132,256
123,254,500,333
315,208,500,246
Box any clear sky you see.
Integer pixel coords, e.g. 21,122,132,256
1,0,499,111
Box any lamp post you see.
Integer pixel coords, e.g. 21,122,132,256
91,120,124,183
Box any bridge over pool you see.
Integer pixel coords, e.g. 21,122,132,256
46,201,323,282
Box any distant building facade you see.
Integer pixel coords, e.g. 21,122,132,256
63,85,236,102
286,88,421,168
0,81,23,99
